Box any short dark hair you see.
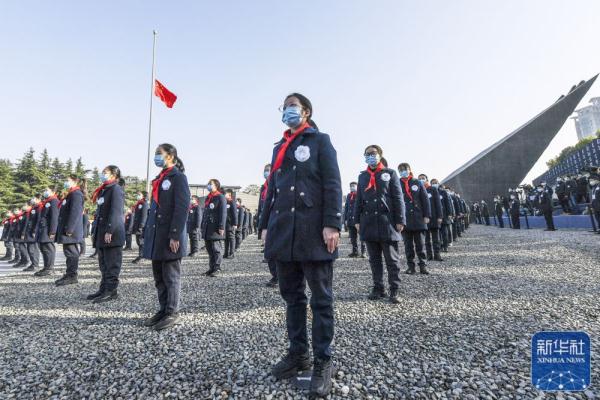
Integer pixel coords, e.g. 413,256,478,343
398,163,411,171
364,145,383,156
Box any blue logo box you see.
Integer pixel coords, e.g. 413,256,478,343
531,331,591,391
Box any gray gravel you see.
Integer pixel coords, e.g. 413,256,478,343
0,226,599,399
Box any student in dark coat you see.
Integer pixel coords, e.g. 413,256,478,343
186,195,201,257
354,145,405,303
344,181,366,258
223,189,238,259
142,144,190,331
481,200,491,225
398,163,431,275
34,188,59,276
418,174,444,262
81,210,90,256
131,191,149,263
7,210,22,265
23,196,42,272
13,206,30,269
235,198,245,250
124,209,134,250
258,93,342,398
55,175,86,286
1,212,14,261
536,182,556,231
242,208,250,240
257,163,278,287
201,179,227,277
509,194,521,229
493,196,504,228
86,166,126,303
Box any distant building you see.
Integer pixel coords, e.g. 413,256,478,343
188,184,260,213
572,97,600,140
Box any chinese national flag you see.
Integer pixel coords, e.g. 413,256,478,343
154,79,177,108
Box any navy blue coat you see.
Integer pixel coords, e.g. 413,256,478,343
510,198,520,216
400,177,431,231
8,217,20,241
83,213,90,238
24,207,41,242
236,206,245,232
132,200,148,234
244,210,251,230
186,204,202,233
591,185,600,211
259,127,343,262
1,219,9,241
201,193,227,240
343,192,359,227
56,189,85,244
94,182,126,249
125,212,134,234
225,200,238,232
536,187,554,212
143,167,190,260
439,189,455,224
426,186,443,229
354,168,405,242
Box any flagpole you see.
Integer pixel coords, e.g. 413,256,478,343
145,30,158,195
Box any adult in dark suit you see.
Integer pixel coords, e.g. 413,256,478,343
201,179,227,277
344,181,366,258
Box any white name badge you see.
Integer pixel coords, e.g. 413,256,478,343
209,203,215,209
411,185,419,191
381,173,391,182
45,203,50,208
97,197,104,205
294,145,310,162
138,205,143,209
62,200,67,206
162,180,171,190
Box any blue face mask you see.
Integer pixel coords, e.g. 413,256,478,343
365,154,379,167
154,154,165,168
281,105,303,128
43,190,51,198
207,184,213,192
432,184,439,189
400,170,409,178
263,171,270,179
63,181,72,190
100,173,110,183
350,186,357,192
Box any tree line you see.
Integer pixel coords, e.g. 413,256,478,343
0,148,146,217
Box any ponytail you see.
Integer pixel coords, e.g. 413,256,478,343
157,143,185,173
175,157,185,173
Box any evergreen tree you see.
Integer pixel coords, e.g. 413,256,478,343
13,148,48,203
75,157,86,177
0,159,15,213
39,149,51,176
50,158,65,190
90,167,101,189
64,158,73,175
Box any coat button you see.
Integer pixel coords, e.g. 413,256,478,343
375,211,378,215
291,207,295,212
300,192,305,196
293,166,296,170
277,188,280,193
276,210,279,214
290,186,295,191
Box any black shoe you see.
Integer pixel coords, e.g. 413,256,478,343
223,254,230,259
208,269,221,277
8,258,20,264
419,265,430,275
22,265,36,272
93,290,119,303
433,255,444,262
229,254,235,259
203,269,213,276
389,291,400,304
188,252,197,257
266,277,278,288
347,252,358,258
368,287,386,300
405,266,416,275
13,261,27,269
271,352,311,380
86,289,104,300
0,255,11,261
34,268,53,277
360,253,367,259
153,313,179,331
309,357,333,398
144,311,166,327
131,256,141,264
55,275,78,286
88,253,97,258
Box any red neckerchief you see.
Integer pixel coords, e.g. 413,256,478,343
152,167,174,205
36,202,44,212
91,180,115,203
264,122,311,198
25,208,32,217
349,191,356,201
260,180,268,201
401,174,414,202
205,191,219,208
365,163,384,192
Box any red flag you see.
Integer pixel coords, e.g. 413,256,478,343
154,79,177,108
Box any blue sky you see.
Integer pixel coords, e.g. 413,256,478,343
1,1,599,190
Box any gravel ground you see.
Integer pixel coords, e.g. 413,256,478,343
0,225,599,399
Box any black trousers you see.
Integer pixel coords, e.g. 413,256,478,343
3,241,13,258
188,231,199,254
424,228,441,258
543,210,555,230
242,228,248,240
136,234,144,257
152,258,181,314
98,246,123,292
441,224,451,250
125,234,132,250
594,211,600,230
26,242,39,267
365,241,401,291
205,240,223,271
276,260,334,359
484,216,490,225
224,230,236,256
235,230,243,249
496,213,504,228
79,240,86,256
348,226,366,255
11,241,20,261
402,230,426,267
40,242,55,269
268,259,277,279
511,214,520,229
451,221,458,239
63,243,80,277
